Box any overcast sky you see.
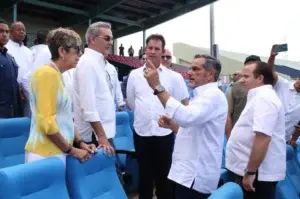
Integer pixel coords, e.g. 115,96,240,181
118,0,300,62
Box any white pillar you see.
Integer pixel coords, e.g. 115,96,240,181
209,3,215,57
13,3,17,22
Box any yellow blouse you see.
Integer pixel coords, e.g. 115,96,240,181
25,65,74,157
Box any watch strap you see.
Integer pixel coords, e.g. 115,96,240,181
65,144,73,154
154,85,165,95
245,171,256,175
244,168,256,175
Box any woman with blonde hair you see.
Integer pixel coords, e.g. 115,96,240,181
25,28,97,164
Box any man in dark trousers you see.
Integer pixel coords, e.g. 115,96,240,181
127,34,187,199
0,19,21,118
119,44,124,56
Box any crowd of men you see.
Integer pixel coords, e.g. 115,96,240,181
119,43,144,58
0,18,299,199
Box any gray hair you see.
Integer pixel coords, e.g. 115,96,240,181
194,54,222,81
85,21,111,45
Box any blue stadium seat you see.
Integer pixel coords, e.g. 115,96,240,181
209,182,243,199
275,176,299,199
219,136,230,184
0,117,31,168
114,112,135,167
295,139,300,167
114,111,139,192
0,157,69,199
285,145,300,194
222,136,227,169
66,149,127,199
126,110,134,132
276,145,300,198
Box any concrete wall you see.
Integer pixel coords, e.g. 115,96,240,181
0,11,88,47
173,43,291,80
174,43,243,76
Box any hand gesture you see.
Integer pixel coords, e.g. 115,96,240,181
271,45,279,57
118,105,125,111
19,87,27,102
144,59,160,90
70,147,91,162
80,142,98,154
98,136,115,157
158,115,179,133
295,125,300,133
287,139,298,148
158,115,172,129
242,174,256,192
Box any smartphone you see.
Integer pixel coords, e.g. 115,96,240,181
274,44,288,53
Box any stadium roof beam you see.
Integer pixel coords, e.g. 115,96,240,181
132,0,170,10
12,0,217,39
22,0,88,15
22,0,142,27
64,0,128,27
114,0,218,38
57,0,87,7
0,0,22,12
117,4,154,17
156,0,181,5
94,15,143,27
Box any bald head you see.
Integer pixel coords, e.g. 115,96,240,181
10,21,26,44
161,48,172,68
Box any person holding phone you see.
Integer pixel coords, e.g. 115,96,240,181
268,44,300,147
288,121,300,147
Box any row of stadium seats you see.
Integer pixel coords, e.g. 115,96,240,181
0,113,244,198
276,144,300,198
0,150,127,199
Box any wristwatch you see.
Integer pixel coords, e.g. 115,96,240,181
153,85,165,95
76,139,84,148
244,168,256,175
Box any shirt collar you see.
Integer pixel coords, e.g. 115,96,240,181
0,47,7,54
8,39,24,47
248,84,272,99
289,81,296,91
193,82,218,97
84,48,104,61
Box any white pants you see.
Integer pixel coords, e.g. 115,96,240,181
25,151,66,166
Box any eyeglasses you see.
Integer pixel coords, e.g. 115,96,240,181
99,35,113,42
162,55,172,60
64,45,81,55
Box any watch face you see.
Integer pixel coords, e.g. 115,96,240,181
154,85,165,95
157,85,164,92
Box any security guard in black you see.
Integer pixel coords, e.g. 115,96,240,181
0,19,21,118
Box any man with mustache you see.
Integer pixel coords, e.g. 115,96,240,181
143,54,227,199
161,49,189,105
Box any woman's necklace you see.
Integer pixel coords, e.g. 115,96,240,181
49,61,65,86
